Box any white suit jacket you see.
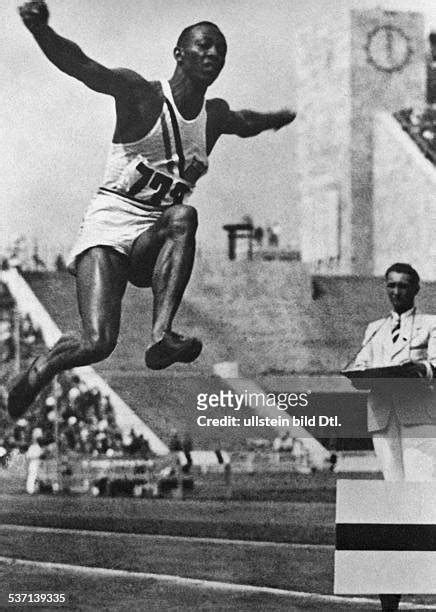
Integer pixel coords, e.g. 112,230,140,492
355,311,436,432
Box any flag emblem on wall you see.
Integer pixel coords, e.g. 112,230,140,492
334,481,436,594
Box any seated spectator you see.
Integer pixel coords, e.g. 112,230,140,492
109,437,124,458
0,318,13,363
169,429,182,452
182,432,193,471
273,434,283,453
0,386,8,411
0,440,8,467
137,434,151,459
280,432,294,452
394,105,436,161
126,428,140,455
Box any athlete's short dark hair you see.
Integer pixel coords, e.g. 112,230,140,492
385,262,420,286
176,22,225,48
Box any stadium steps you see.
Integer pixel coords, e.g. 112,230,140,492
22,266,436,452
19,267,349,453
189,257,436,376
189,257,380,376
21,272,277,450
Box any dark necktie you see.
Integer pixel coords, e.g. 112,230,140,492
391,315,401,343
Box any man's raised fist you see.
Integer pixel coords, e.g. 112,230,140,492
18,1,49,32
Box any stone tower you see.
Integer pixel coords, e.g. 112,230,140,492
296,5,426,275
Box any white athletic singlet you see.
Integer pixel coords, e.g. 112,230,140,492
67,80,209,272
99,80,209,209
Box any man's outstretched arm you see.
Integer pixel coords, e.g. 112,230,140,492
18,1,136,97
223,108,296,137
207,99,296,139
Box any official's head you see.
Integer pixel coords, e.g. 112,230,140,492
174,22,227,86
384,262,420,314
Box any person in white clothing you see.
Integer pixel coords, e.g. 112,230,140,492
352,262,436,612
25,430,44,494
8,1,296,419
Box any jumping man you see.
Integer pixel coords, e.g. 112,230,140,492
8,1,296,419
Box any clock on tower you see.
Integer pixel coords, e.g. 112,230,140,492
365,24,413,73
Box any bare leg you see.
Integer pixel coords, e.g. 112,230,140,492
8,247,128,418
128,204,201,369
151,205,197,342
129,204,198,342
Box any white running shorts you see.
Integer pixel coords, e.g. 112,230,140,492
67,191,163,273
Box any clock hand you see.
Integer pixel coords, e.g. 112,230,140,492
386,27,394,63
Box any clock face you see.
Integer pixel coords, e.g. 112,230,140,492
365,25,412,73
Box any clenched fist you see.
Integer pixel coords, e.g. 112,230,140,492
18,1,49,32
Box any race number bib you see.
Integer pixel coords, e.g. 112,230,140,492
116,156,195,206
115,155,207,206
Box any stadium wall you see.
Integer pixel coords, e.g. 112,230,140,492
373,111,436,281
190,254,436,375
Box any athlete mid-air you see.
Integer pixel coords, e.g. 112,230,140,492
8,0,296,419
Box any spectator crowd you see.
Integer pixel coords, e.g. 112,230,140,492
0,305,152,468
394,106,436,164
0,371,153,467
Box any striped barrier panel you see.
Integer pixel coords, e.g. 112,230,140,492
335,480,436,594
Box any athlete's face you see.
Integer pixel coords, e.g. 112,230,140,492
176,25,227,85
385,271,418,314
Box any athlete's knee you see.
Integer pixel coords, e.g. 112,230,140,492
83,331,117,362
165,205,198,236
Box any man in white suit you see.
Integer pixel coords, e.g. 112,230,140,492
353,262,436,611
